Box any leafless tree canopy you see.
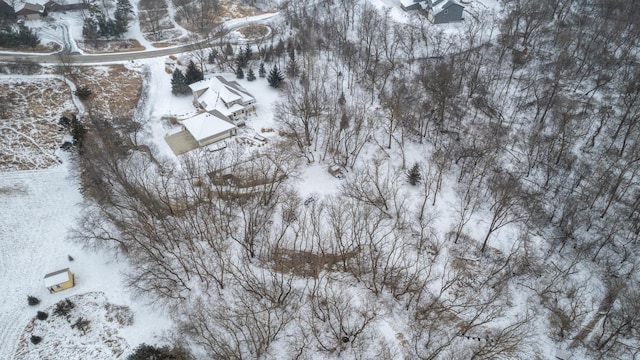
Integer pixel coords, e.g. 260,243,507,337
70,0,640,358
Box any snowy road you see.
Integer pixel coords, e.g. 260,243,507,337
0,12,279,64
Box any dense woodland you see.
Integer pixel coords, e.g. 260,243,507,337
72,0,640,358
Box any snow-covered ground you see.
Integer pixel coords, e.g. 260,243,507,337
0,154,172,359
3,0,634,358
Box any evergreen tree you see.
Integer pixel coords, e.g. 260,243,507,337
244,43,253,62
184,60,203,84
274,39,285,58
82,17,99,44
116,0,133,17
113,14,128,37
113,0,133,37
70,116,87,149
74,86,93,101
127,343,192,360
207,50,217,64
267,65,285,88
340,112,349,131
286,50,298,78
246,68,256,81
17,25,40,48
224,43,234,58
171,68,190,95
258,62,266,78
235,50,247,69
236,67,244,79
407,163,422,186
286,40,295,60
338,91,346,107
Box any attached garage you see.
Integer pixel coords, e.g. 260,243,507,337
180,112,237,147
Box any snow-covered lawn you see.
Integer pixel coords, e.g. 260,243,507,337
0,156,172,360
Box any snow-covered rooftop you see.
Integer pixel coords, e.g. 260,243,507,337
43,268,70,287
400,0,420,8
432,0,462,14
180,112,236,142
18,2,44,12
190,75,255,117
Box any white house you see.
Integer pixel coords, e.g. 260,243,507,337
189,75,256,124
180,112,237,147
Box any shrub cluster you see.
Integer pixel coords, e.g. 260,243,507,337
0,25,39,49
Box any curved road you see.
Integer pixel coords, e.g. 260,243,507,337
0,12,278,64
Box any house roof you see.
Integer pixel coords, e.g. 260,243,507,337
181,112,236,142
400,0,421,8
189,75,255,116
44,268,70,287
431,0,463,14
17,2,44,13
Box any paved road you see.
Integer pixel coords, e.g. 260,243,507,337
0,12,278,64
0,41,211,64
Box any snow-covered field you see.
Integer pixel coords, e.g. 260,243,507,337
0,155,172,359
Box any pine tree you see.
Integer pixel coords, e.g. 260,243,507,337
286,50,298,78
258,62,266,78
185,60,203,84
246,68,256,81
171,68,190,95
244,43,253,62
207,50,217,64
70,116,87,149
116,0,133,17
407,163,422,186
74,86,93,101
274,40,285,58
114,0,133,37
340,112,349,131
338,91,346,107
267,65,285,88
17,25,40,48
224,43,234,58
236,67,244,79
235,50,245,69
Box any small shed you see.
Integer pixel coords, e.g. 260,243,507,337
44,268,75,293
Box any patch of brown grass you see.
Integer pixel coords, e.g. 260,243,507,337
0,79,77,171
74,65,143,118
236,24,269,39
171,0,274,33
0,185,27,195
77,39,145,54
0,42,60,53
264,247,361,278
